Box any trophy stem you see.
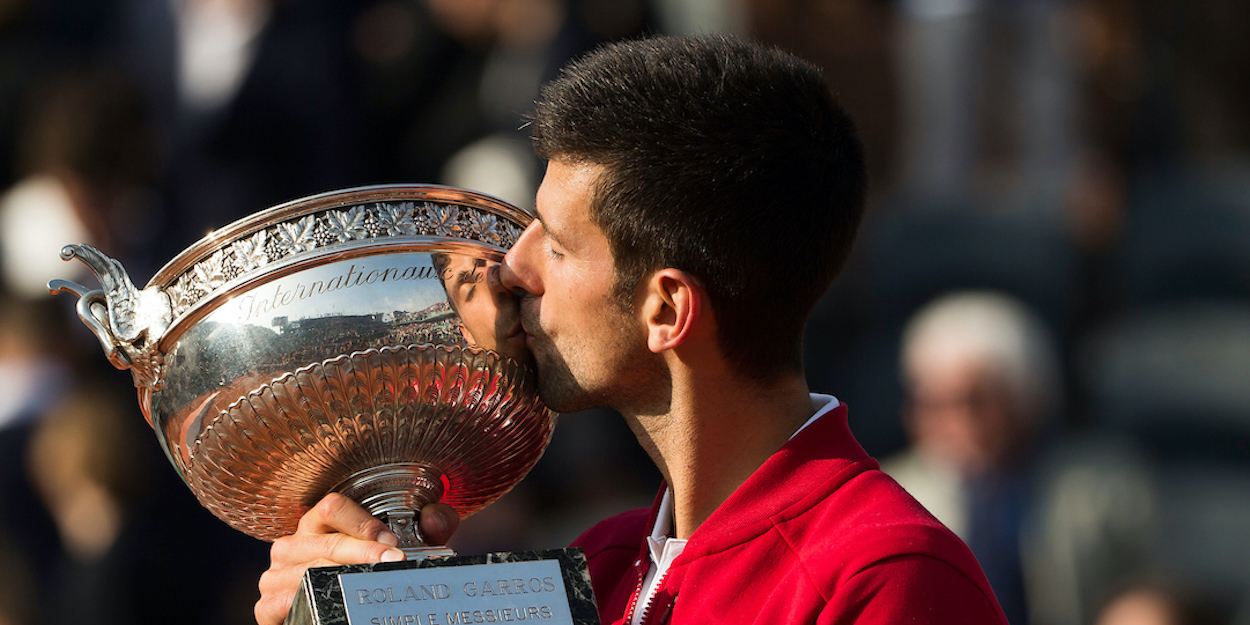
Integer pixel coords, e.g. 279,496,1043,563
333,463,456,559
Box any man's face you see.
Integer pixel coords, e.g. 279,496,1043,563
441,253,531,366
500,160,662,413
906,357,1021,476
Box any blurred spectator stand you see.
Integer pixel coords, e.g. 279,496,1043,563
1120,161,1250,307
1079,302,1250,602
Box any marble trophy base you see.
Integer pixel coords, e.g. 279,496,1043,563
285,549,600,625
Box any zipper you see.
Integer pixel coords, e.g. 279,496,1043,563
630,568,672,625
622,557,648,625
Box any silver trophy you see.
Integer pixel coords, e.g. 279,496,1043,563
51,186,598,625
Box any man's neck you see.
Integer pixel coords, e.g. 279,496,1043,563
621,371,815,540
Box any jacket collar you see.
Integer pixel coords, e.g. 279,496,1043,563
643,401,876,565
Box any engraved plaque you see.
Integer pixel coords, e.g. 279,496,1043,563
340,559,569,624
286,549,599,625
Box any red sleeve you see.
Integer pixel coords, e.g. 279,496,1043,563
820,555,1008,625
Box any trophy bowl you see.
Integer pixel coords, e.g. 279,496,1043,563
51,185,556,556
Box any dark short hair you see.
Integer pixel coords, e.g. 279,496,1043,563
531,35,867,381
431,252,451,286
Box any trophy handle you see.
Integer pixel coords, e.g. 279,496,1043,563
50,244,173,422
48,279,134,370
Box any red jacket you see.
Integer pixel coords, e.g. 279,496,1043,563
571,404,1009,625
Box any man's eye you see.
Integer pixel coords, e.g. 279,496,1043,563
546,245,565,260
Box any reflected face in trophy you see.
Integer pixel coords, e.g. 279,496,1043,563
501,161,661,413
437,253,533,366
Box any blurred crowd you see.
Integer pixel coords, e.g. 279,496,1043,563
0,0,1247,624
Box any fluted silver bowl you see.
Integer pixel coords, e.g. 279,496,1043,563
51,186,555,554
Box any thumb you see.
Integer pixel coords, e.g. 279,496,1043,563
419,503,460,545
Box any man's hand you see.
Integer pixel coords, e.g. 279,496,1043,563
254,493,459,625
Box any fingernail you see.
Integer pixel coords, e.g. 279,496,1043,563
377,531,399,547
381,549,405,562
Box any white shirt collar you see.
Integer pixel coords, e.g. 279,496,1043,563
797,393,840,439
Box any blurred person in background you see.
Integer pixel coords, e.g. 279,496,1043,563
112,0,367,257
26,383,268,625
353,0,655,206
893,0,1079,209
1094,582,1230,625
0,529,34,625
0,0,121,195
885,291,1169,625
0,58,269,623
883,291,1062,624
106,0,659,252
0,299,46,625
0,68,160,605
0,0,36,195
0,48,176,625
26,385,151,624
0,294,73,605
0,68,157,295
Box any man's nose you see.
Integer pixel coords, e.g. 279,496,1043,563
500,223,542,296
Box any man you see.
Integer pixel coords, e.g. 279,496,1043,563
883,291,1061,625
256,35,1008,625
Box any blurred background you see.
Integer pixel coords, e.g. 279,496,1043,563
0,0,1247,623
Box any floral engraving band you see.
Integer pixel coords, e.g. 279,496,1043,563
167,201,522,318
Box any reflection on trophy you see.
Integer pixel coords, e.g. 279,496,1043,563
431,253,534,368
50,186,598,625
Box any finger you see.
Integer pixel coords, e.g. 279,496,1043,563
420,502,460,545
298,493,397,544
257,552,391,625
271,533,405,571
258,555,348,598
255,589,295,625
257,555,349,615
257,561,301,598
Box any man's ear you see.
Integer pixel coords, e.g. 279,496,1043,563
458,322,479,347
641,268,702,354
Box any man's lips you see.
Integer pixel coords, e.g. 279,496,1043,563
518,302,539,343
504,321,528,345
518,323,539,348
506,327,527,344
